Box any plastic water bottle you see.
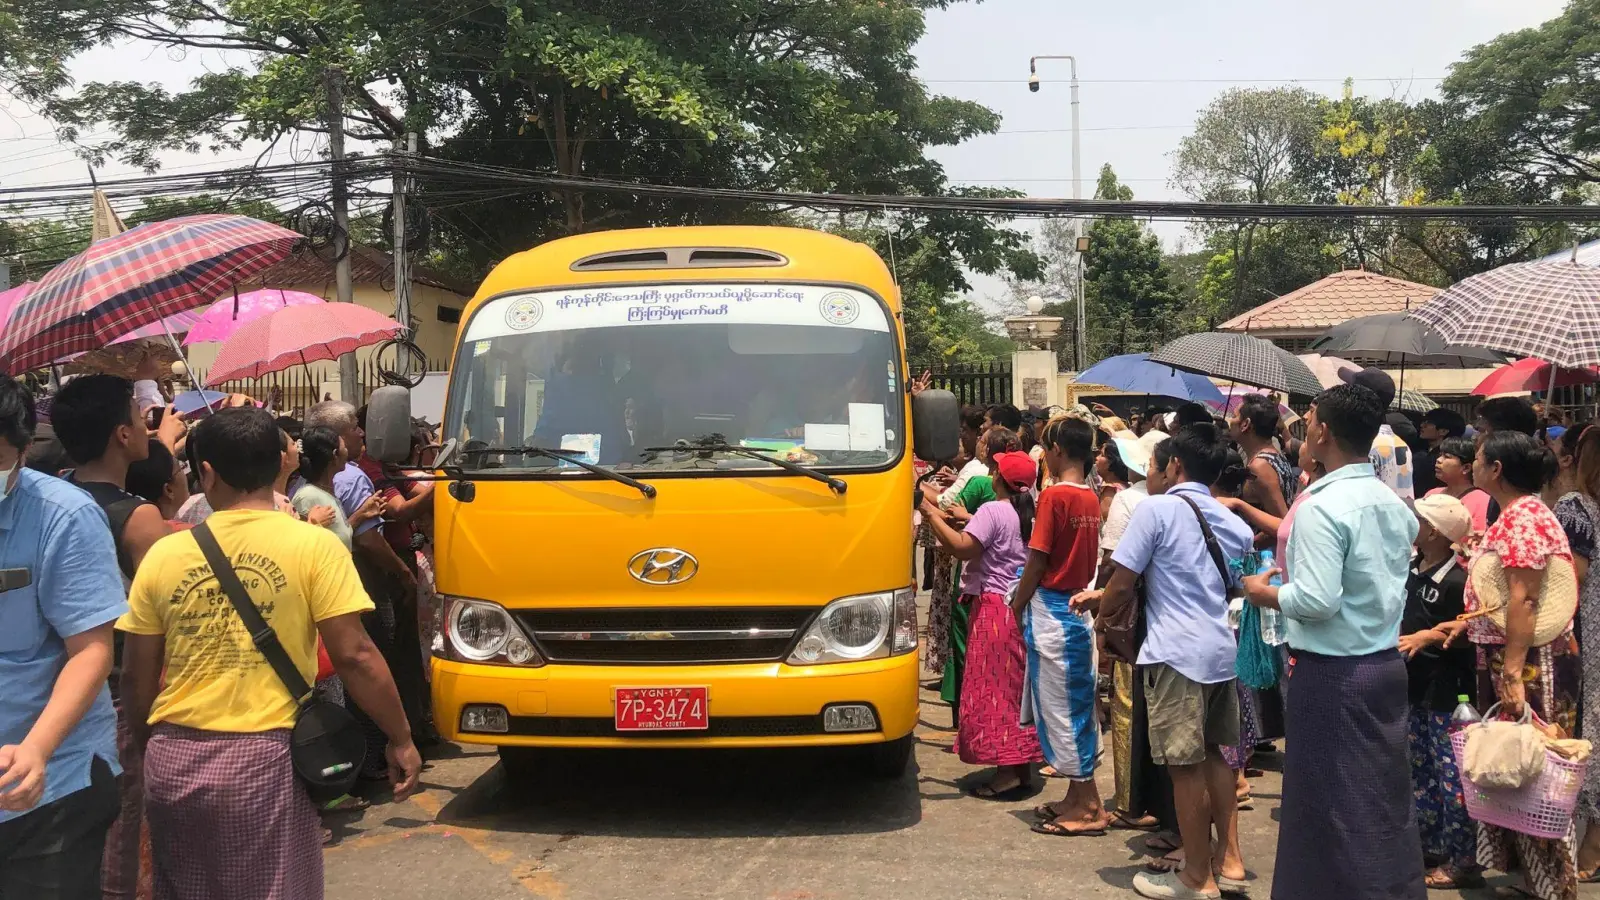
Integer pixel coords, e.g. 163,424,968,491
1259,550,1283,586
1450,695,1482,732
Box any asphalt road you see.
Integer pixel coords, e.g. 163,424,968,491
321,677,1585,900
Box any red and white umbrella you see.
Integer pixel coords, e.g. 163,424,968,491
0,214,301,371
205,303,401,386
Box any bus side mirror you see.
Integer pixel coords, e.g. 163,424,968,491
367,385,414,465
912,389,960,463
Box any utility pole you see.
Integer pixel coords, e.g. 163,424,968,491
1028,54,1085,368
325,66,359,402
391,132,416,340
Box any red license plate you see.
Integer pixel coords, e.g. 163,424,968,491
613,686,709,732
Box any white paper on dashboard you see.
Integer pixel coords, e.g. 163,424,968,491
803,424,852,451
847,403,887,451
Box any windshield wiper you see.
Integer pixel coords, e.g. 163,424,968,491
642,439,847,495
459,445,657,498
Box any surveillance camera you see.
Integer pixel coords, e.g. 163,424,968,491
1028,74,1041,93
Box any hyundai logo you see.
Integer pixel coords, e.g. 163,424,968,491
627,548,699,585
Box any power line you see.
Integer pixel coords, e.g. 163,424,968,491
921,76,1446,85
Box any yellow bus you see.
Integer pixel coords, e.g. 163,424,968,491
367,225,958,778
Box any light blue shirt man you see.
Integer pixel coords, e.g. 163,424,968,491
1112,481,1254,685
0,468,127,822
1278,463,1418,656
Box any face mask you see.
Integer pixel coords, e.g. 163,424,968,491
0,463,17,505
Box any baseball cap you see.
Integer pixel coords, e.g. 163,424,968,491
1414,494,1472,545
1339,366,1397,408
993,451,1038,492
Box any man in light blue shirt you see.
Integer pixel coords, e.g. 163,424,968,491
1244,383,1424,900
1089,423,1252,900
0,379,127,898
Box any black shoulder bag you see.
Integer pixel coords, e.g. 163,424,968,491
1176,494,1234,595
1099,495,1232,665
192,523,367,803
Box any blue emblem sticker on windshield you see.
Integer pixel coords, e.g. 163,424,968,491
819,291,860,326
505,297,544,331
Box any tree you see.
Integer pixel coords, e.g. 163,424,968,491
1442,0,1600,185
1011,167,1180,366
19,0,1039,355
1171,87,1325,318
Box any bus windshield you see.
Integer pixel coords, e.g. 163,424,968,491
446,284,903,474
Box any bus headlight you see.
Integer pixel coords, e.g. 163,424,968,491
441,596,546,667
787,587,915,665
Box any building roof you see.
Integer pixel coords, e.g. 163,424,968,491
253,244,473,297
1217,270,1440,333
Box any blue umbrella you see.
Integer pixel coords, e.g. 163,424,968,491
171,390,230,416
1075,353,1225,403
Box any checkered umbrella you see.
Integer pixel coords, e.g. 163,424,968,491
1149,332,1325,397
1394,389,1439,414
0,214,301,372
1408,260,1600,369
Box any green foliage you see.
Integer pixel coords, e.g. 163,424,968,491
14,0,1041,358
1442,0,1600,184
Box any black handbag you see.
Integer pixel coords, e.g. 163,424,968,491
192,522,367,804
1098,494,1232,665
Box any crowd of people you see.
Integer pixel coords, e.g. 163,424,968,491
0,371,441,900
916,367,1600,900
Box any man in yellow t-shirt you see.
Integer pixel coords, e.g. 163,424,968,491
118,408,420,900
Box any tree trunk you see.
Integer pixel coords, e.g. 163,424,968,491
549,81,585,231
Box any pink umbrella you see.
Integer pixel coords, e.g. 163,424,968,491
183,288,326,345
1205,385,1298,424
205,303,401,386
0,282,35,333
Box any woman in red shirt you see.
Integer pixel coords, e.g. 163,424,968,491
1011,416,1109,838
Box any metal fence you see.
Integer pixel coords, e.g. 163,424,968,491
200,357,449,418
916,360,1012,407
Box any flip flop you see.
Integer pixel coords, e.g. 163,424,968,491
1039,765,1067,779
1110,812,1162,831
1145,833,1180,854
1030,818,1108,838
1423,867,1485,890
1033,804,1061,821
1234,794,1254,811
968,782,1032,802
1217,874,1249,896
1144,851,1185,873
1579,868,1600,884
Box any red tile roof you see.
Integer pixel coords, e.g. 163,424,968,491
1218,270,1440,333
249,244,472,297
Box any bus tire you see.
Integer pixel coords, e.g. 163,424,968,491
863,734,915,779
498,746,542,783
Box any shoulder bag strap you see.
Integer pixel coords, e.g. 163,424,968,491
1176,494,1232,590
192,522,313,706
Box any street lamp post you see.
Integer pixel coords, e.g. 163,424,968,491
1028,54,1086,369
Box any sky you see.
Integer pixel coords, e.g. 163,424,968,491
0,0,1574,303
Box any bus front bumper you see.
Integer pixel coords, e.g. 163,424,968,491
431,652,920,749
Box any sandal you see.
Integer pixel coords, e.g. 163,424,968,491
1144,851,1185,873
1039,765,1067,779
1234,794,1254,811
1423,866,1485,890
1030,817,1107,837
1032,803,1063,821
1145,833,1181,854
1580,868,1600,884
968,781,1032,802
1110,811,1161,831
322,794,371,813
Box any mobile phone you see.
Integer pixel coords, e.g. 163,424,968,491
147,407,165,431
